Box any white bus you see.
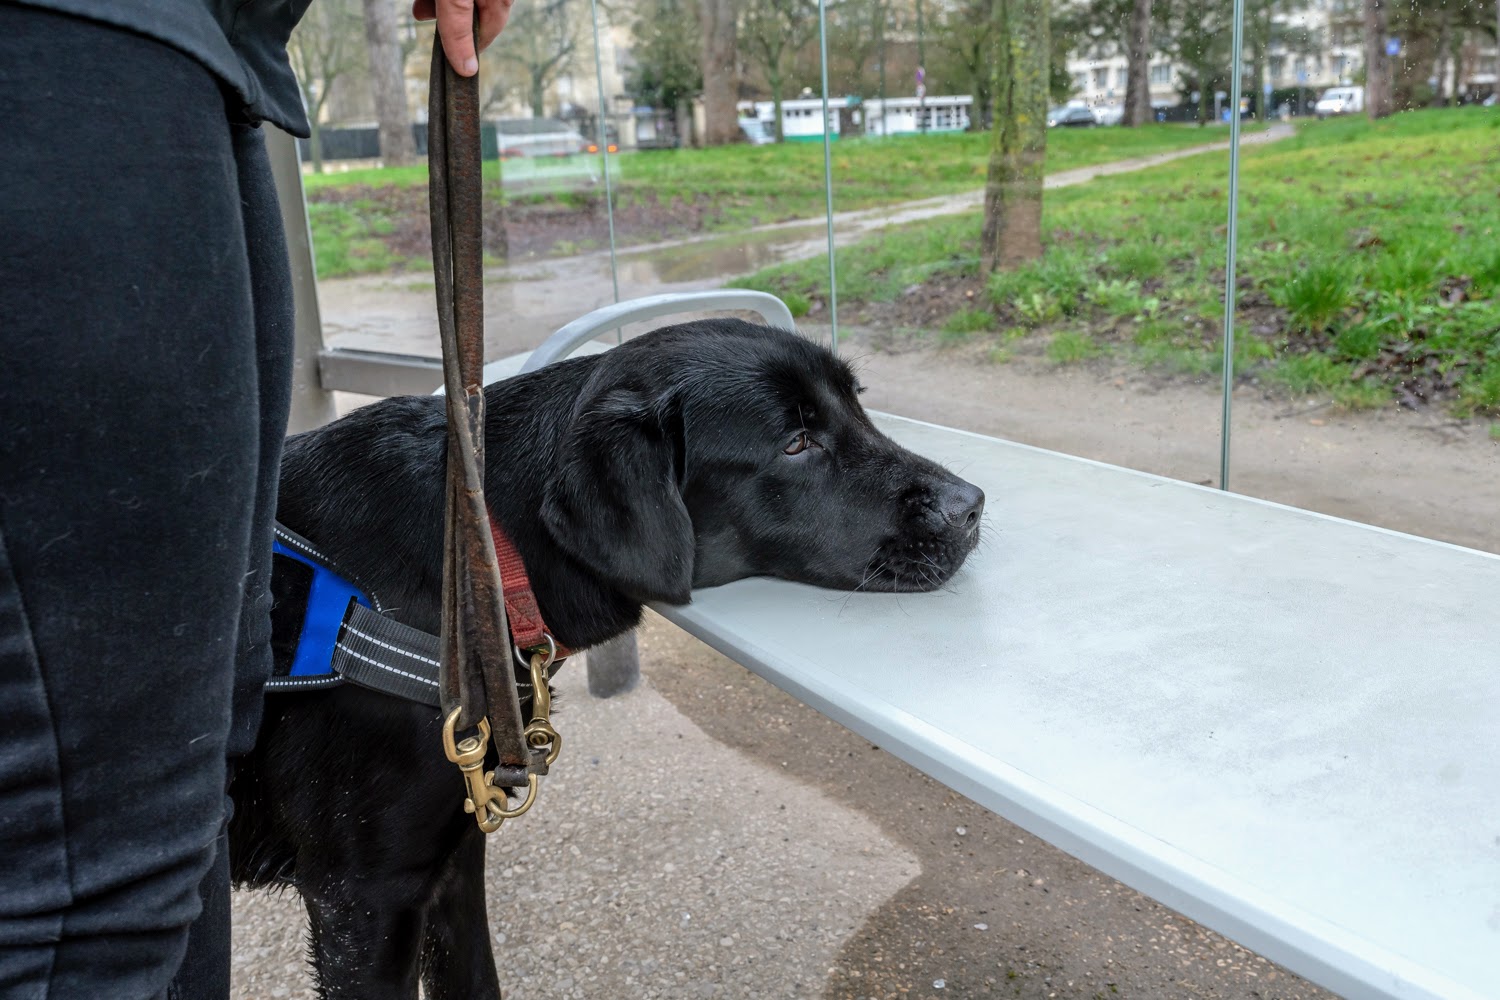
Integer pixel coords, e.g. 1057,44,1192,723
862,96,973,136
737,95,974,142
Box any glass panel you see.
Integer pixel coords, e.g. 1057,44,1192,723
718,0,1243,493
288,0,432,373
1228,0,1500,554
575,0,847,349
476,0,621,356
293,1,619,372
600,7,1354,999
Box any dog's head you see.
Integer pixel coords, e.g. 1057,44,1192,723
541,320,984,605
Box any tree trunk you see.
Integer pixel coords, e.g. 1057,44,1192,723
700,0,739,145
1122,0,1153,126
532,69,547,118
1430,15,1449,107
1364,0,1393,118
309,118,325,173
1253,50,1267,120
362,0,416,166
981,0,1049,272
769,68,785,141
1448,29,1462,106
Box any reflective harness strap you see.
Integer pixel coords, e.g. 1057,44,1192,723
263,521,560,708
328,603,443,706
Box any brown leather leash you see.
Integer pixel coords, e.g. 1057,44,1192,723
428,30,559,834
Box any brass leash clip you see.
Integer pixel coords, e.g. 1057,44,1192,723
441,644,560,833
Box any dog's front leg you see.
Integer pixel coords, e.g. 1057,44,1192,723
303,876,426,1000
419,826,502,1000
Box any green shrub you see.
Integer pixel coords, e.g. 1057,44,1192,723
1270,261,1357,332
1048,330,1101,364
1366,246,1439,298
1086,278,1147,318
1459,365,1500,415
1332,320,1387,360
942,307,998,335
1016,293,1063,327
1266,353,1355,394
1106,242,1166,279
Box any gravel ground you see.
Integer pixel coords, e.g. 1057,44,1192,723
230,610,1337,999
231,657,919,999
637,614,1335,1000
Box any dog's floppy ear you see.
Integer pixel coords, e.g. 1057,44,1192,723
541,385,694,605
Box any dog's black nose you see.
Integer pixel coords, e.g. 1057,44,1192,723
939,482,985,530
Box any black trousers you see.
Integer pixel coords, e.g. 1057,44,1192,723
0,8,292,998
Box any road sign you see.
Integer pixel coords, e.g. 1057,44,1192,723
1386,38,1400,56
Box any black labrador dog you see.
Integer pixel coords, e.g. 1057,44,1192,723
229,319,983,999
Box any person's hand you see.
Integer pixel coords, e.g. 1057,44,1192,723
412,0,513,77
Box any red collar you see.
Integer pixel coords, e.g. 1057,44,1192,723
488,516,571,659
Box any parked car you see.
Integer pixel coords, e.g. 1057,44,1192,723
1314,86,1364,119
1092,103,1124,126
1048,104,1098,128
494,117,589,158
583,122,620,155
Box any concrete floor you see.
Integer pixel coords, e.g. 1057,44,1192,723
231,608,1334,999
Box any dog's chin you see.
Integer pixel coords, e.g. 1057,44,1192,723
859,530,980,593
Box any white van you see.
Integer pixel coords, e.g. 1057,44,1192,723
1315,86,1364,118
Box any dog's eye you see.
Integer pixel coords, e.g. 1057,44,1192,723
784,431,816,456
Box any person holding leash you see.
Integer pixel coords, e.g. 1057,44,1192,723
0,1,510,996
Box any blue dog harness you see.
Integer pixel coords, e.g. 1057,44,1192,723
271,528,373,679
265,522,445,706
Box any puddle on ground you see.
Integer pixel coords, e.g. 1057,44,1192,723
612,223,829,284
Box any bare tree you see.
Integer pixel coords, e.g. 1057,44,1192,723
931,0,996,128
1363,0,1394,117
362,0,417,165
700,0,740,144
982,0,1050,270
1159,0,1232,125
741,0,821,141
493,0,580,118
288,0,366,173
828,0,889,95
1122,0,1153,124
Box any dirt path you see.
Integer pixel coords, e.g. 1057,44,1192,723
316,125,1296,363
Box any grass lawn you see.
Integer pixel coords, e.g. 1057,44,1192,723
733,109,1500,416
304,123,1253,279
